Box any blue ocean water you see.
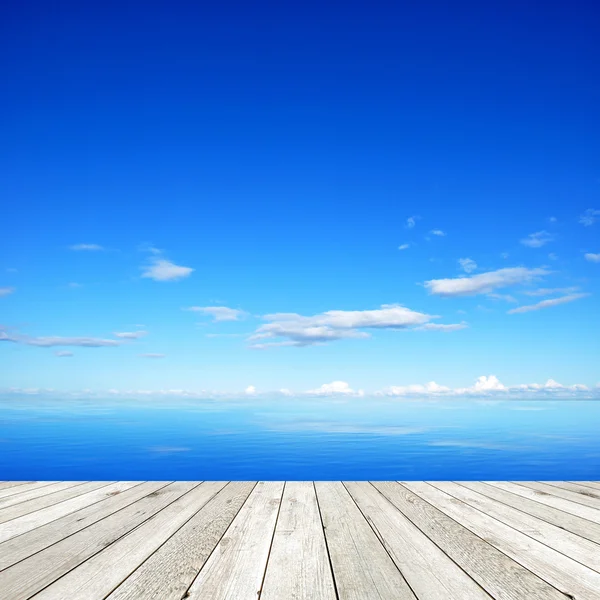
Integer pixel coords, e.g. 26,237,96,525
0,397,599,480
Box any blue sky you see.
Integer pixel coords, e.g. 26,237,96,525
1,0,599,398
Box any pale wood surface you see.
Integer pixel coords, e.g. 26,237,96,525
0,481,597,599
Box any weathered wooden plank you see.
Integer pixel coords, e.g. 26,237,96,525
107,482,256,600
0,482,35,492
431,481,600,573
0,481,110,525
487,481,600,524
0,481,59,501
260,482,336,600
344,481,492,600
383,481,568,600
32,482,229,600
184,481,285,600
0,481,160,572
315,481,417,600
0,482,86,512
403,481,600,600
538,481,600,506
518,481,600,511
461,481,600,545
0,481,198,600
570,481,600,491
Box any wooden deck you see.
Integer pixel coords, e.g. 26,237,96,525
0,482,599,599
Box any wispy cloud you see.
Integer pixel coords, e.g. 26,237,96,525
249,304,436,347
185,306,246,321
508,293,589,314
424,267,548,297
458,258,477,273
520,231,554,248
139,353,165,358
579,208,600,226
141,258,193,282
0,287,15,297
406,215,420,228
523,286,580,297
487,293,518,303
245,385,257,395
69,244,104,251
55,351,74,357
547,253,558,261
415,322,468,332
398,243,410,250
114,331,148,339
584,253,600,263
430,229,446,237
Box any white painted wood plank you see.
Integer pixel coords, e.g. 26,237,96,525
519,481,600,511
403,481,600,600
0,481,198,600
261,482,337,600
33,481,230,600
432,481,600,573
0,482,59,501
185,481,285,600
487,481,600,524
315,481,417,600
0,482,86,512
0,481,110,524
0,481,160,571
461,481,600,545
344,481,492,600
107,482,256,600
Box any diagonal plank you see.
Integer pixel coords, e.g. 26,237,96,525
106,482,256,600
0,482,60,502
570,481,600,491
403,481,600,600
184,481,285,600
0,482,87,512
0,481,111,525
344,481,492,600
261,482,337,600
382,481,568,600
430,481,600,573
0,482,36,492
315,481,417,600
486,482,600,524
518,481,600,511
460,482,600,546
0,481,161,572
0,481,198,600
32,481,231,600
536,482,600,506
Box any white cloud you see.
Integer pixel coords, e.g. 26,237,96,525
141,258,193,282
114,331,148,339
384,381,452,396
430,229,446,237
458,258,477,273
579,208,600,226
279,388,293,396
520,231,554,248
27,336,122,347
406,215,419,228
139,353,165,358
69,244,104,251
185,306,246,321
55,351,74,357
424,267,548,297
306,381,363,396
0,287,15,297
487,293,518,303
415,322,468,332
584,253,600,263
508,293,589,314
523,287,580,297
250,304,436,347
473,375,505,391
398,244,410,250
245,385,257,395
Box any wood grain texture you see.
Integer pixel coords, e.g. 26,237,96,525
315,481,417,600
0,482,59,502
107,482,255,600
32,482,227,600
521,481,600,510
0,482,198,600
185,481,285,600
571,481,600,491
430,481,600,573
0,481,151,571
345,481,492,600
0,482,36,492
403,481,600,600
459,481,600,545
261,482,337,600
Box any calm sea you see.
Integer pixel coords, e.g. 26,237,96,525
1,397,599,480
